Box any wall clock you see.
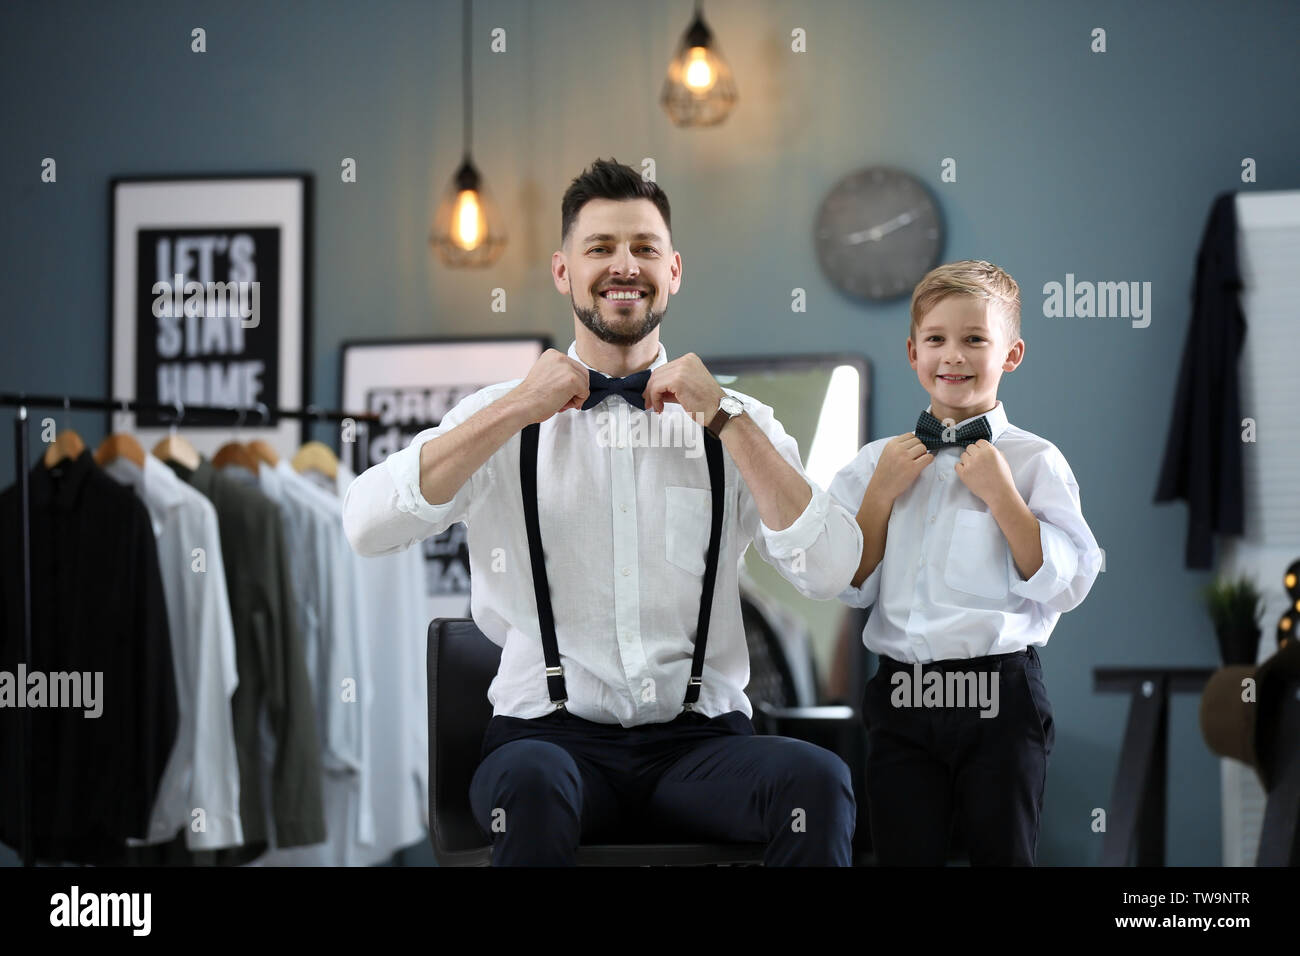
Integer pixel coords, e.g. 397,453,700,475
813,166,944,301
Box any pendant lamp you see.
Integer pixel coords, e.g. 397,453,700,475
431,0,506,267
660,0,738,128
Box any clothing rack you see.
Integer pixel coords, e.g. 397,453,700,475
1,393,379,868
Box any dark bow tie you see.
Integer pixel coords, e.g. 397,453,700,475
581,368,652,411
914,409,992,452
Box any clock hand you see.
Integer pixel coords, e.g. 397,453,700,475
843,208,920,244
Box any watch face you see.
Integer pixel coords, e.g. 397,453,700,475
813,166,944,302
720,396,744,415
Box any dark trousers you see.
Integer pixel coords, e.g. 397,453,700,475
468,708,856,866
863,645,1054,866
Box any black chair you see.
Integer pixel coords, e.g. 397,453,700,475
740,593,872,861
427,617,768,866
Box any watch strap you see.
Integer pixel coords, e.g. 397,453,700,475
706,401,738,438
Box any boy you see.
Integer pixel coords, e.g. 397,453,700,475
829,260,1102,866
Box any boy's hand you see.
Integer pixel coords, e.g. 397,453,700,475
866,433,934,503
954,439,1017,508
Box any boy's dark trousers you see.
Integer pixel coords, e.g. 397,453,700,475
863,645,1055,866
469,707,856,866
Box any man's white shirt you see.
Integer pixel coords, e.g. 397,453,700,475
342,339,864,727
829,400,1103,663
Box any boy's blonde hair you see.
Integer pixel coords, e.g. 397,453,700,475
910,260,1021,344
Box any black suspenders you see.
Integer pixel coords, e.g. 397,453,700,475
519,420,726,713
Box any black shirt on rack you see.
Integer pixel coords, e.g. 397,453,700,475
0,448,178,864
1154,191,1246,569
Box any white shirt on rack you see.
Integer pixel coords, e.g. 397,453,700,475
829,400,1103,663
342,338,864,727
105,454,243,850
254,460,428,865
252,460,374,864
334,461,429,862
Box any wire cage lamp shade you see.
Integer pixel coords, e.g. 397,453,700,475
431,156,506,267
660,2,738,128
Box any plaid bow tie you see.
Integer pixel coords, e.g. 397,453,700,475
581,368,652,411
914,409,992,452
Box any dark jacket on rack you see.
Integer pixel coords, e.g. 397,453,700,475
1154,191,1246,569
0,449,178,863
165,455,325,863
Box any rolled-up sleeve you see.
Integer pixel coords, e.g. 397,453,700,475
739,395,864,601
342,384,510,557
827,443,879,608
1007,452,1103,613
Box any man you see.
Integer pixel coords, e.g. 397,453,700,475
343,158,864,865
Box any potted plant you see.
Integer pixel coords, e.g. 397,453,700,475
1202,575,1265,666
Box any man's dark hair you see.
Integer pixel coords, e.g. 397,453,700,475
560,158,672,247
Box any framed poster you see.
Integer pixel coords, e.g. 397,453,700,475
109,173,312,457
340,335,550,623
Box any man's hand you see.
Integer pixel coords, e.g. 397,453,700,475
505,349,592,425
866,433,934,504
953,439,1018,508
643,352,726,420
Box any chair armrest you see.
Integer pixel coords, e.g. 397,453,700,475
754,703,857,739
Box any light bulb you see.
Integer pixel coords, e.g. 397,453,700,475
454,190,483,250
683,47,715,92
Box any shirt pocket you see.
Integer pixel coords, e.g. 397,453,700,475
664,485,713,576
943,508,1010,600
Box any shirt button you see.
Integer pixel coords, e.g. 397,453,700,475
621,504,628,513
622,567,630,576
929,515,936,524
939,472,946,481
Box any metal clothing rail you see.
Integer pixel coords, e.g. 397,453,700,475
1,393,377,868
0,392,379,423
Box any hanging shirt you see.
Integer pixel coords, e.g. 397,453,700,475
337,459,428,862
0,449,178,863
341,339,864,727
255,460,428,865
1154,191,1246,569
104,454,243,851
829,401,1103,663
252,460,374,865
165,455,325,864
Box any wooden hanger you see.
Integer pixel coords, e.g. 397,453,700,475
212,441,260,476
42,429,85,468
151,398,201,471
212,406,263,475
43,397,85,468
291,440,338,481
94,433,146,470
248,439,280,468
153,434,201,471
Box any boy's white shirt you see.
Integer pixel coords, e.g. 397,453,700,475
829,400,1102,663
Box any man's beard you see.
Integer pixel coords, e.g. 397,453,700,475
571,289,666,347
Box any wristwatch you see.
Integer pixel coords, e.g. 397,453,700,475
705,395,745,438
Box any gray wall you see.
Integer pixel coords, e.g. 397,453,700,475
2,0,1297,866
